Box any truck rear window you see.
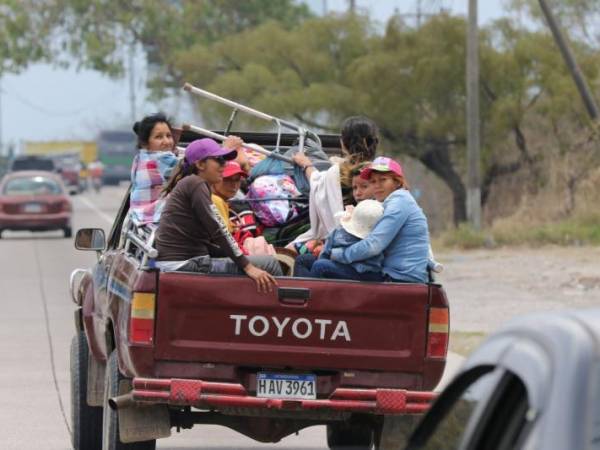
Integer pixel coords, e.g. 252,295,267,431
11,159,55,171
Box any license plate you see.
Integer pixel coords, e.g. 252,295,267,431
256,373,316,400
23,203,42,213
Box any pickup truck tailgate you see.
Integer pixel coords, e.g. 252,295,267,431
154,273,432,372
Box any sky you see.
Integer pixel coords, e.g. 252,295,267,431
0,0,508,155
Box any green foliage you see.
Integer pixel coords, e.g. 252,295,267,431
41,0,313,79
167,12,599,224
0,0,55,73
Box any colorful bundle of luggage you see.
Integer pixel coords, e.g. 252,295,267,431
237,142,330,246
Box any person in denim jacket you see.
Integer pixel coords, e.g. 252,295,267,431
330,157,430,283
309,199,384,281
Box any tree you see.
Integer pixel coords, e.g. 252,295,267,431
0,1,55,73
41,0,312,87
170,13,599,224
25,2,600,224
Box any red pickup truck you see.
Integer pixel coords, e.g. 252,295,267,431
69,133,449,450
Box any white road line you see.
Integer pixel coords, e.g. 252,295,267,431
77,195,114,225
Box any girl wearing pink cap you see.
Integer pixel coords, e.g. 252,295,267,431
329,157,431,283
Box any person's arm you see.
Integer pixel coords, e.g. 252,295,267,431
330,196,410,264
190,182,277,293
292,151,316,179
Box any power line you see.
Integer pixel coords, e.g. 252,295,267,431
397,0,446,28
1,85,118,117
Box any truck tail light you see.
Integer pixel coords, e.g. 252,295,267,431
129,292,155,345
426,307,449,359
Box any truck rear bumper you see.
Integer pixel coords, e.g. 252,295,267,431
127,377,436,415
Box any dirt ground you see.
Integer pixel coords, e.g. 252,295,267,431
437,246,600,335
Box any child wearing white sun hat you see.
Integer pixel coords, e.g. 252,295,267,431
308,199,385,281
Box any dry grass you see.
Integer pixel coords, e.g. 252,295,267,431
438,212,600,249
449,331,486,357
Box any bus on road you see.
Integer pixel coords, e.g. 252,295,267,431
97,130,136,185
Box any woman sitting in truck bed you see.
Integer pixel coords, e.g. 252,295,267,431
154,138,281,293
289,116,380,250
129,113,179,224
329,157,430,283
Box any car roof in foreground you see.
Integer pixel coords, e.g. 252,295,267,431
481,308,600,357
459,308,600,409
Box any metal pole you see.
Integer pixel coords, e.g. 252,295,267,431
0,76,3,156
322,0,328,16
348,0,355,14
416,0,422,28
538,0,599,120
466,0,481,229
128,42,137,123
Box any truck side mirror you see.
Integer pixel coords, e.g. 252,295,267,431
75,228,106,251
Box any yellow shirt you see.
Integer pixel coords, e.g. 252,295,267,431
211,194,233,232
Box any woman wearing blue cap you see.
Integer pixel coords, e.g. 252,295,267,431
154,138,281,293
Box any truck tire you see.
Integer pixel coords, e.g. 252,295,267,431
102,350,156,450
70,332,103,450
374,415,419,450
64,227,73,239
327,422,374,449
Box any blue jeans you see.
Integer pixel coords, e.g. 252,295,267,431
293,254,318,277
177,255,282,276
310,259,383,282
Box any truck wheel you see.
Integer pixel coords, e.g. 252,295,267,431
64,227,73,238
70,332,103,450
327,422,373,449
102,350,156,450
374,415,419,450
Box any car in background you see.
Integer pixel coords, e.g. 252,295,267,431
51,153,83,195
9,155,56,173
406,308,600,450
0,171,72,238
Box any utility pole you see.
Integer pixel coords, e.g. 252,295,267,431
399,0,439,29
322,0,328,16
466,0,481,229
538,0,599,120
347,0,355,14
128,41,137,123
0,76,3,157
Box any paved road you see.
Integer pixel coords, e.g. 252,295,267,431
0,186,461,450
